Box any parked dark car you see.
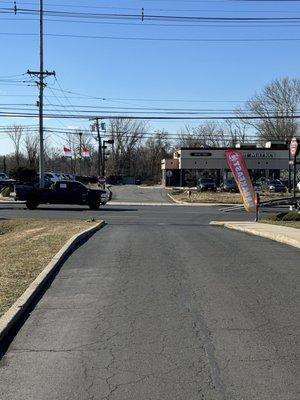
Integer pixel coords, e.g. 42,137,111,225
197,178,217,192
221,178,238,193
0,173,16,189
15,180,109,210
253,182,262,192
261,179,287,193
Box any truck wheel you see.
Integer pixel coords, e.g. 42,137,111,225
89,200,100,210
26,198,39,210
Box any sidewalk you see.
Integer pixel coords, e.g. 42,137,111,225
210,221,300,249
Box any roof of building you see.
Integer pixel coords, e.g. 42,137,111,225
177,146,288,151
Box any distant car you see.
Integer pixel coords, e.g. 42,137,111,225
0,173,15,188
42,172,61,183
0,173,10,181
33,176,53,189
256,177,267,184
135,178,141,185
262,179,286,193
197,178,217,192
253,182,262,192
221,178,238,193
64,174,76,181
54,173,67,181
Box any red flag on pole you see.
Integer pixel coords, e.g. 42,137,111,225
81,146,90,158
63,146,72,158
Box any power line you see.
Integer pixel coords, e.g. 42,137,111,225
3,17,300,28
1,0,297,13
1,103,299,114
3,7,300,23
2,32,300,42
1,111,300,120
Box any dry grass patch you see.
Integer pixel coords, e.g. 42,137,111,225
169,190,291,204
170,191,242,204
261,220,300,229
0,219,99,317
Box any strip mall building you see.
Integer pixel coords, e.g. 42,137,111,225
161,142,292,187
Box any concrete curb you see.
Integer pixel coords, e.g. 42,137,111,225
0,220,105,343
167,193,190,205
210,221,300,249
0,200,25,204
167,193,239,207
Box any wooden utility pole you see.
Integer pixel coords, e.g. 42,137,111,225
27,0,55,188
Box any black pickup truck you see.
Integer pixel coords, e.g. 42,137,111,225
15,180,109,210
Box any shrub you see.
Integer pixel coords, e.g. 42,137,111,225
267,212,287,221
282,211,300,221
9,167,37,183
267,211,300,221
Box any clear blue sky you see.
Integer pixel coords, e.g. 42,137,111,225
0,0,300,154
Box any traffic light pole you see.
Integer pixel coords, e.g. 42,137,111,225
288,145,292,193
91,118,103,178
96,119,103,178
102,142,106,177
79,131,83,176
293,155,297,199
101,138,114,188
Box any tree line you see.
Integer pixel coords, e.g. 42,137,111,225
1,77,299,182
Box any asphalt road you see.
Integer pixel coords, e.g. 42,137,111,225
110,184,171,203
0,187,299,399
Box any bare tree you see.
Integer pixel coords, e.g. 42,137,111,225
177,125,203,148
176,121,228,148
237,77,300,142
7,125,23,167
24,131,39,168
107,118,148,176
137,130,171,182
224,119,249,146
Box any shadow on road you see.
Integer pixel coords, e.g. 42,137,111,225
32,207,138,212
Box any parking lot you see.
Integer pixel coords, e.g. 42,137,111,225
0,186,299,400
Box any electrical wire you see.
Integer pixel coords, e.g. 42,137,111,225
1,111,299,120
1,32,299,42
2,17,300,29
2,7,300,24
1,0,297,13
